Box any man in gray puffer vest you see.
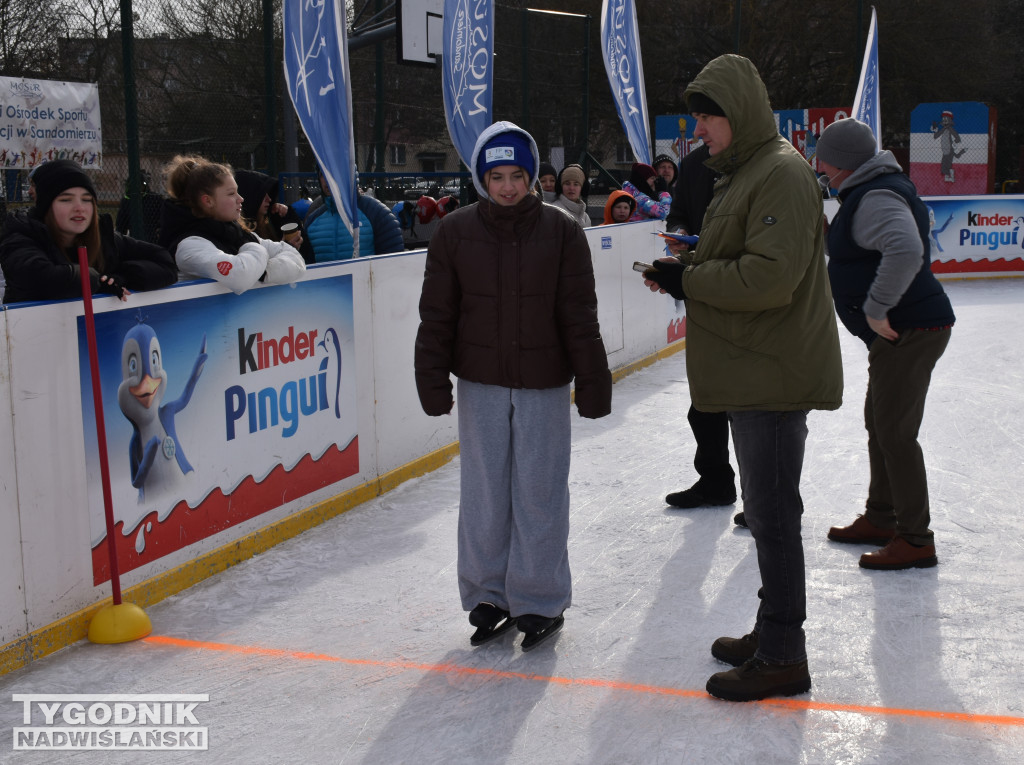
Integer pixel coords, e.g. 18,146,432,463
817,118,955,571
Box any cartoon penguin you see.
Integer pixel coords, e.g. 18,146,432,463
117,322,208,502
317,328,343,419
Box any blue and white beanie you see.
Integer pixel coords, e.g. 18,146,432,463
476,132,535,181
470,121,540,202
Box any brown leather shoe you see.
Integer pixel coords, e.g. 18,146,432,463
828,514,896,546
859,537,938,570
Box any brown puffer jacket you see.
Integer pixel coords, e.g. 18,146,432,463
414,192,611,419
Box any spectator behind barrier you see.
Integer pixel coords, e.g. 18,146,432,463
624,162,672,222
159,155,305,295
115,173,165,243
537,162,558,202
653,153,679,188
0,159,176,304
549,164,591,228
601,189,636,224
234,169,311,261
304,168,403,262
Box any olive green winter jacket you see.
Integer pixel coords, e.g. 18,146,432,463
680,55,843,412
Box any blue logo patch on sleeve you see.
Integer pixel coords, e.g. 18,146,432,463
762,216,777,225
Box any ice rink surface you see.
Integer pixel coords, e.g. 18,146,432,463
2,279,1023,764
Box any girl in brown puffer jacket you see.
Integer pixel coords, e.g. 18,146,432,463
414,121,611,651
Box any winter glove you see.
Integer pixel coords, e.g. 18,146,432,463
574,369,612,419
95,273,127,298
645,259,687,301
653,176,669,194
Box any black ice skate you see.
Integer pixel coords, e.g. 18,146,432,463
517,613,564,652
469,602,517,646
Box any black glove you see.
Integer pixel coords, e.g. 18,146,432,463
95,273,127,297
646,259,686,300
653,176,669,194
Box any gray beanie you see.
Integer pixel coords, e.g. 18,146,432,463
816,119,877,170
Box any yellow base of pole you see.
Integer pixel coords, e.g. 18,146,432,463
87,603,153,644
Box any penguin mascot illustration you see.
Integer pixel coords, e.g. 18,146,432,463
117,322,208,502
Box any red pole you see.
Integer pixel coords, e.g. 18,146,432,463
77,246,123,605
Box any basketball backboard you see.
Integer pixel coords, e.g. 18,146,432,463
397,0,444,66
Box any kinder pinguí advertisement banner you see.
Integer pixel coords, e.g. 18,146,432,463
0,76,102,168
77,276,359,584
910,101,992,196
924,195,1024,274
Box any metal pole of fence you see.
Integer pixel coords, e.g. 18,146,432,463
521,8,530,131
118,0,143,238
580,14,591,165
263,0,277,174
375,0,386,173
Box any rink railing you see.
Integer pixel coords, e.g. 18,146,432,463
3,195,1022,676
0,219,677,675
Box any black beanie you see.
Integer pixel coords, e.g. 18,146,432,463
32,160,98,216
687,92,727,117
538,162,557,179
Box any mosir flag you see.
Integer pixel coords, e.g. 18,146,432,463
852,6,881,151
601,0,651,165
283,0,358,240
443,0,493,168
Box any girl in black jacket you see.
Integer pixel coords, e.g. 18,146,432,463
0,160,176,304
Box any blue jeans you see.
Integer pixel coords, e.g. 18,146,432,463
729,410,809,665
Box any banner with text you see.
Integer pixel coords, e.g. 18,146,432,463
0,76,101,169
77,277,359,584
284,0,358,240
920,195,1024,274
442,0,493,168
852,7,881,151
601,0,651,165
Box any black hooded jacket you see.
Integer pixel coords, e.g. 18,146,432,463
0,209,176,304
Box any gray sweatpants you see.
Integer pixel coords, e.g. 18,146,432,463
456,378,572,618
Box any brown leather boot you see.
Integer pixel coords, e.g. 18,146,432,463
859,537,938,570
711,631,759,666
827,514,896,546
706,658,811,702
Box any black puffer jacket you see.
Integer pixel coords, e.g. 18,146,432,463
0,209,176,304
414,191,612,419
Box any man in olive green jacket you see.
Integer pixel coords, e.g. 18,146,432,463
644,54,843,702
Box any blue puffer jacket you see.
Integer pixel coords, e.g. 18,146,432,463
304,194,404,262
305,196,373,262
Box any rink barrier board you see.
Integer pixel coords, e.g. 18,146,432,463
0,220,673,676
0,343,681,677
2,195,1022,677
0,441,460,676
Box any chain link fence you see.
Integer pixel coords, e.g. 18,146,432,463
3,3,619,244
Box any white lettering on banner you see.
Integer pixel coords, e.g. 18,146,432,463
12,695,208,751
450,0,491,125
607,0,641,118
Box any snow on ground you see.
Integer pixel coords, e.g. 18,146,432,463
1,279,1022,764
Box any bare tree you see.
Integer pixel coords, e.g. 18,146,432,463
0,0,73,77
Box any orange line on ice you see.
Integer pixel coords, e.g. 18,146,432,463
143,635,1024,728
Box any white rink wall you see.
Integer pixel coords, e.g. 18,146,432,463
4,191,1017,669
0,218,675,661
